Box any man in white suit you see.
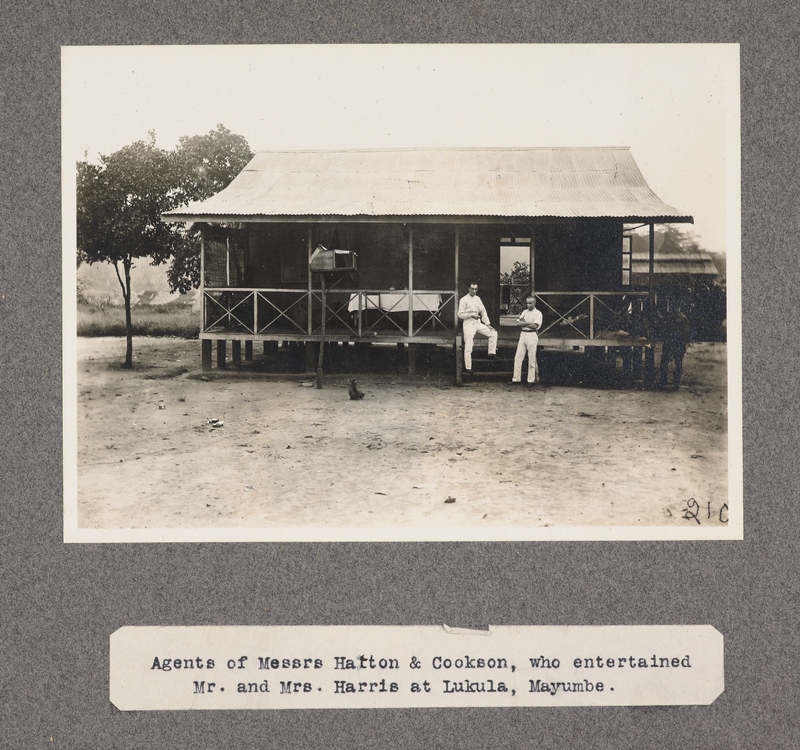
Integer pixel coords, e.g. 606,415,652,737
511,295,543,386
458,283,498,371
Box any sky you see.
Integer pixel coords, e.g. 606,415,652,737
62,44,740,256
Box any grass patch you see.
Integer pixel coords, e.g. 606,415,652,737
77,301,200,338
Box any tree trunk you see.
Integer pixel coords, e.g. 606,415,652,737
123,259,133,367
114,259,134,368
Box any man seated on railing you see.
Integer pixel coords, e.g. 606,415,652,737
458,283,497,371
511,295,543,386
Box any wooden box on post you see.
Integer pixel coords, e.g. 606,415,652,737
309,245,358,274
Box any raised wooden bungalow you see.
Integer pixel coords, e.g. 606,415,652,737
162,147,693,382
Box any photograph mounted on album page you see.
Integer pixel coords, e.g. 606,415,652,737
62,43,742,543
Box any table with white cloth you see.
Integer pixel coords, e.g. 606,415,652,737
346,292,445,332
347,292,443,314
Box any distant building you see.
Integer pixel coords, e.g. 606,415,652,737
630,231,720,288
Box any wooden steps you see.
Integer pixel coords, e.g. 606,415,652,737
461,347,520,382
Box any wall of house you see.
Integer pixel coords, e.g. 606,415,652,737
247,224,309,289
458,225,503,322
206,218,623,300
202,224,251,288
410,225,456,290
533,220,622,292
349,224,408,290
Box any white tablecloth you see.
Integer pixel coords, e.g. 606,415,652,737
347,293,442,313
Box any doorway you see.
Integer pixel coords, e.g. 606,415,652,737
499,238,532,317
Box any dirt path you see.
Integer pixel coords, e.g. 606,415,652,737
74,337,729,536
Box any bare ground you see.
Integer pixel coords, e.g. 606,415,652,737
74,337,729,535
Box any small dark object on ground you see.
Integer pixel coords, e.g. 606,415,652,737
348,378,365,400
444,496,456,504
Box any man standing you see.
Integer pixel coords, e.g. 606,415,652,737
512,295,543,386
658,302,690,390
458,283,498,371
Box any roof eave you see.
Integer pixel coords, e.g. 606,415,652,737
162,213,694,225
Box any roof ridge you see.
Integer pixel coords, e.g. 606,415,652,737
253,146,633,154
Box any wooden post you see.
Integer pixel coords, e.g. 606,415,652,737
645,221,656,388
623,347,633,382
307,226,313,335
253,291,259,336
244,341,253,361
529,224,535,291
232,340,242,367
408,343,417,374
199,228,206,336
647,221,655,335
201,339,212,371
454,226,461,383
644,346,655,387
408,226,414,337
216,340,227,369
226,236,230,287
632,346,643,380
316,275,326,388
454,226,460,331
304,342,315,374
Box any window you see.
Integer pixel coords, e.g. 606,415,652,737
621,235,632,286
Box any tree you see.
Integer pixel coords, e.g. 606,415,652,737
76,126,253,365
500,260,531,313
167,125,253,293
77,133,185,367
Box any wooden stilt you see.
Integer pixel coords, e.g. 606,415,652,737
232,340,242,367
201,340,212,371
304,342,316,374
632,346,643,379
455,337,463,384
622,347,633,383
216,340,227,369
408,343,417,374
245,341,253,361
316,275,326,388
644,346,655,388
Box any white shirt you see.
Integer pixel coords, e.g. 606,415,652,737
517,307,543,332
458,294,490,325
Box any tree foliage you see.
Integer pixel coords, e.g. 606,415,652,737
77,134,185,266
500,260,531,288
174,125,254,204
167,126,254,293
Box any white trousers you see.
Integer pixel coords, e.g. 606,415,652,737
513,332,539,383
463,319,498,369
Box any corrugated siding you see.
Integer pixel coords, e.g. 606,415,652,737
164,147,692,220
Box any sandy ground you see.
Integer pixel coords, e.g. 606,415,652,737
74,337,729,535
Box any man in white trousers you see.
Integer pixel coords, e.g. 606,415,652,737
458,283,498,371
512,295,543,386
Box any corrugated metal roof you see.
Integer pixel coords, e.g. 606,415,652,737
164,147,692,222
631,248,719,277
